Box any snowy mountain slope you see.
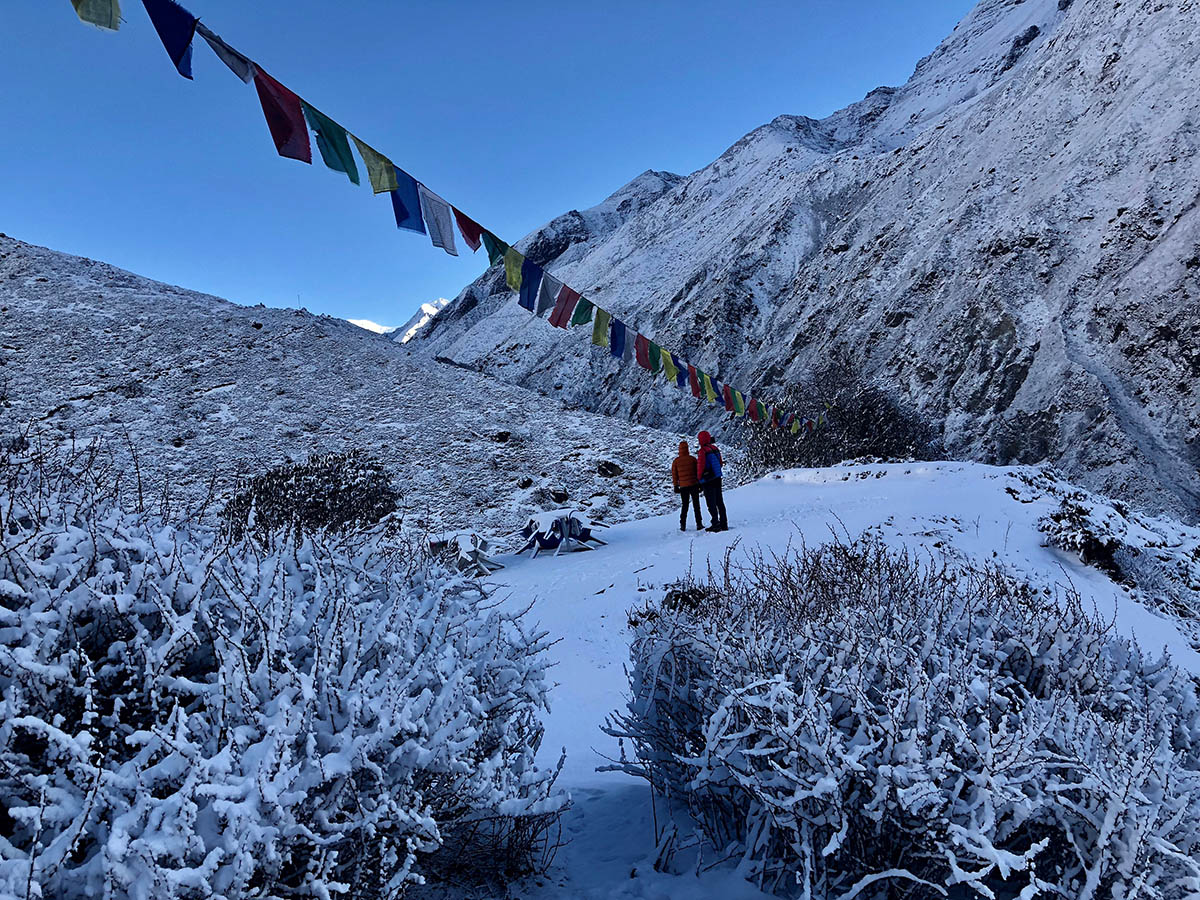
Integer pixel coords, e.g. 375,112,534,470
415,0,1200,521
484,460,1200,898
0,235,691,535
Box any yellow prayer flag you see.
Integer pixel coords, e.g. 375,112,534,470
702,372,717,403
660,348,679,383
504,248,524,293
592,308,612,348
351,136,398,194
73,0,120,30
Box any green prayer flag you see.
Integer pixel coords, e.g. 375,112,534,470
649,341,662,375
301,103,360,185
592,308,612,348
351,136,397,193
660,348,679,383
733,390,746,416
481,232,508,266
791,418,801,434
504,247,524,292
73,0,120,30
758,400,769,422
570,298,595,327
702,372,716,403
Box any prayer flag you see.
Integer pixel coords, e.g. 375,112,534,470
390,167,425,233
254,69,311,163
702,372,717,403
302,103,360,185
536,272,562,317
675,357,688,389
770,407,780,429
610,319,627,359
518,257,543,311
570,297,595,327
504,247,524,292
783,412,796,430
749,397,761,422
418,184,458,255
196,23,255,82
592,308,612,348
806,418,816,434
453,208,483,252
623,330,634,363
635,334,651,370
549,285,580,328
73,0,121,30
142,0,197,79
660,348,679,384
688,365,701,398
761,401,771,423
351,136,398,193
723,384,734,412
481,231,508,266
649,341,662,375
791,417,801,435
733,390,746,416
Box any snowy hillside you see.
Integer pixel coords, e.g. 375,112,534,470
415,0,1200,521
0,235,690,534
486,460,1200,898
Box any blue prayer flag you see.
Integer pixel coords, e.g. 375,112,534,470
142,0,198,79
390,167,425,234
518,258,543,312
675,360,688,389
610,319,626,359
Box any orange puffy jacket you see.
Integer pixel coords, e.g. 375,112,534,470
671,441,700,489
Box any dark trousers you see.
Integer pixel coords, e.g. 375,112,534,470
702,479,727,528
679,486,703,528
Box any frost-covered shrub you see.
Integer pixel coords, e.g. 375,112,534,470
605,538,1200,899
223,450,400,543
0,448,565,900
741,354,942,475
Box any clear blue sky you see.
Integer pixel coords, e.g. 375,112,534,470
5,1,974,327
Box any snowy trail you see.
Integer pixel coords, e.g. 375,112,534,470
487,461,1200,899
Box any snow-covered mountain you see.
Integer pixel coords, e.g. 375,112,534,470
414,0,1200,522
0,235,688,535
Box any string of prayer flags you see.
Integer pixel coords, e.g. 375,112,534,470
418,184,457,256
196,23,254,83
481,231,507,266
518,258,543,311
549,286,580,328
390,167,425,233
141,0,197,79
352,137,398,193
609,319,627,360
536,272,562,317
504,247,524,292
453,209,484,252
570,297,595,327
592,308,612,349
302,103,360,185
254,69,311,163
73,0,121,30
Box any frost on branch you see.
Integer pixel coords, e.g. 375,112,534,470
0,445,565,899
605,538,1200,898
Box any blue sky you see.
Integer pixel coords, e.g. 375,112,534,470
5,1,974,327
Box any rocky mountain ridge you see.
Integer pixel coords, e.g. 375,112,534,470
413,0,1200,521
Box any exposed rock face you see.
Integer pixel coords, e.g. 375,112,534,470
414,0,1200,520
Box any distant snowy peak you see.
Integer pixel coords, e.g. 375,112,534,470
348,319,396,335
394,299,450,344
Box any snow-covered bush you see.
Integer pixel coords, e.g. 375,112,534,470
606,538,1200,898
223,450,400,543
741,354,942,475
0,446,565,900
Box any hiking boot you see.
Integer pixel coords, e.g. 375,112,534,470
705,524,721,533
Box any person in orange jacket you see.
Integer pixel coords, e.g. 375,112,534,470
696,431,728,532
671,441,705,532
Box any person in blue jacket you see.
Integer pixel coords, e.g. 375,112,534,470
696,431,728,532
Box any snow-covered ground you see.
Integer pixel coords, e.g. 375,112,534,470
484,461,1200,899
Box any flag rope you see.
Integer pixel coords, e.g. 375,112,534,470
73,0,828,438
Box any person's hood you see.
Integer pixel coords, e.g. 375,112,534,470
698,431,714,447
677,441,690,456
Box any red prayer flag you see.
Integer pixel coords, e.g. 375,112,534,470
770,407,780,428
688,365,701,398
549,285,581,328
253,69,311,163
749,397,761,422
453,208,483,252
723,384,734,412
634,334,651,370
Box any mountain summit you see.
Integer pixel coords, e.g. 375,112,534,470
413,0,1200,520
